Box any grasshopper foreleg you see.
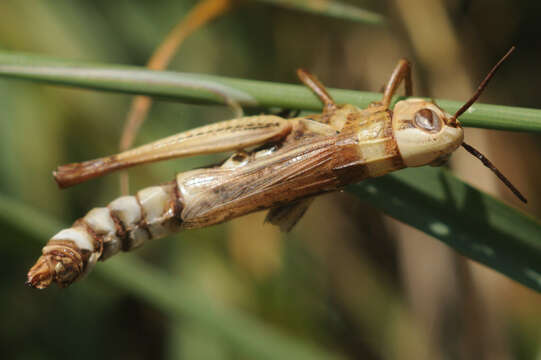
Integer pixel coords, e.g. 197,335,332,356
381,59,412,108
297,68,337,114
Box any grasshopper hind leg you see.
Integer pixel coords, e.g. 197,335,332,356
54,115,293,188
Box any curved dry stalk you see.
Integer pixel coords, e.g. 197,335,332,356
119,0,241,194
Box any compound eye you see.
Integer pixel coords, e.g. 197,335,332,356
414,108,442,133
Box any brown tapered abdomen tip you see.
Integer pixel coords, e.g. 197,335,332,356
26,256,54,289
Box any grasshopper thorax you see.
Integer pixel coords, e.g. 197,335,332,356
392,98,464,167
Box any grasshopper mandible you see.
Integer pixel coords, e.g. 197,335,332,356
27,47,525,289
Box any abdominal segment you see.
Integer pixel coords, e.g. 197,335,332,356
27,182,183,288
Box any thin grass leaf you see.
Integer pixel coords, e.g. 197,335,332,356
255,0,385,25
0,193,343,360
348,167,541,292
0,52,540,132
100,258,344,360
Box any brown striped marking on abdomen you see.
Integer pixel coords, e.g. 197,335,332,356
27,182,183,288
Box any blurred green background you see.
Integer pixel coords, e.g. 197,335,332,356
1,0,541,359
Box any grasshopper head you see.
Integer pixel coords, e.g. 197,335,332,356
390,47,526,203
392,98,463,167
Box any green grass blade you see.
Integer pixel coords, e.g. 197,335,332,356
0,193,343,360
100,258,344,360
348,167,541,292
255,0,385,25
0,52,540,132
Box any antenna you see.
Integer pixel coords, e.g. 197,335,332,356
453,46,515,121
455,47,526,203
462,142,527,203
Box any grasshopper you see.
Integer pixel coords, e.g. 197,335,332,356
27,47,525,289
